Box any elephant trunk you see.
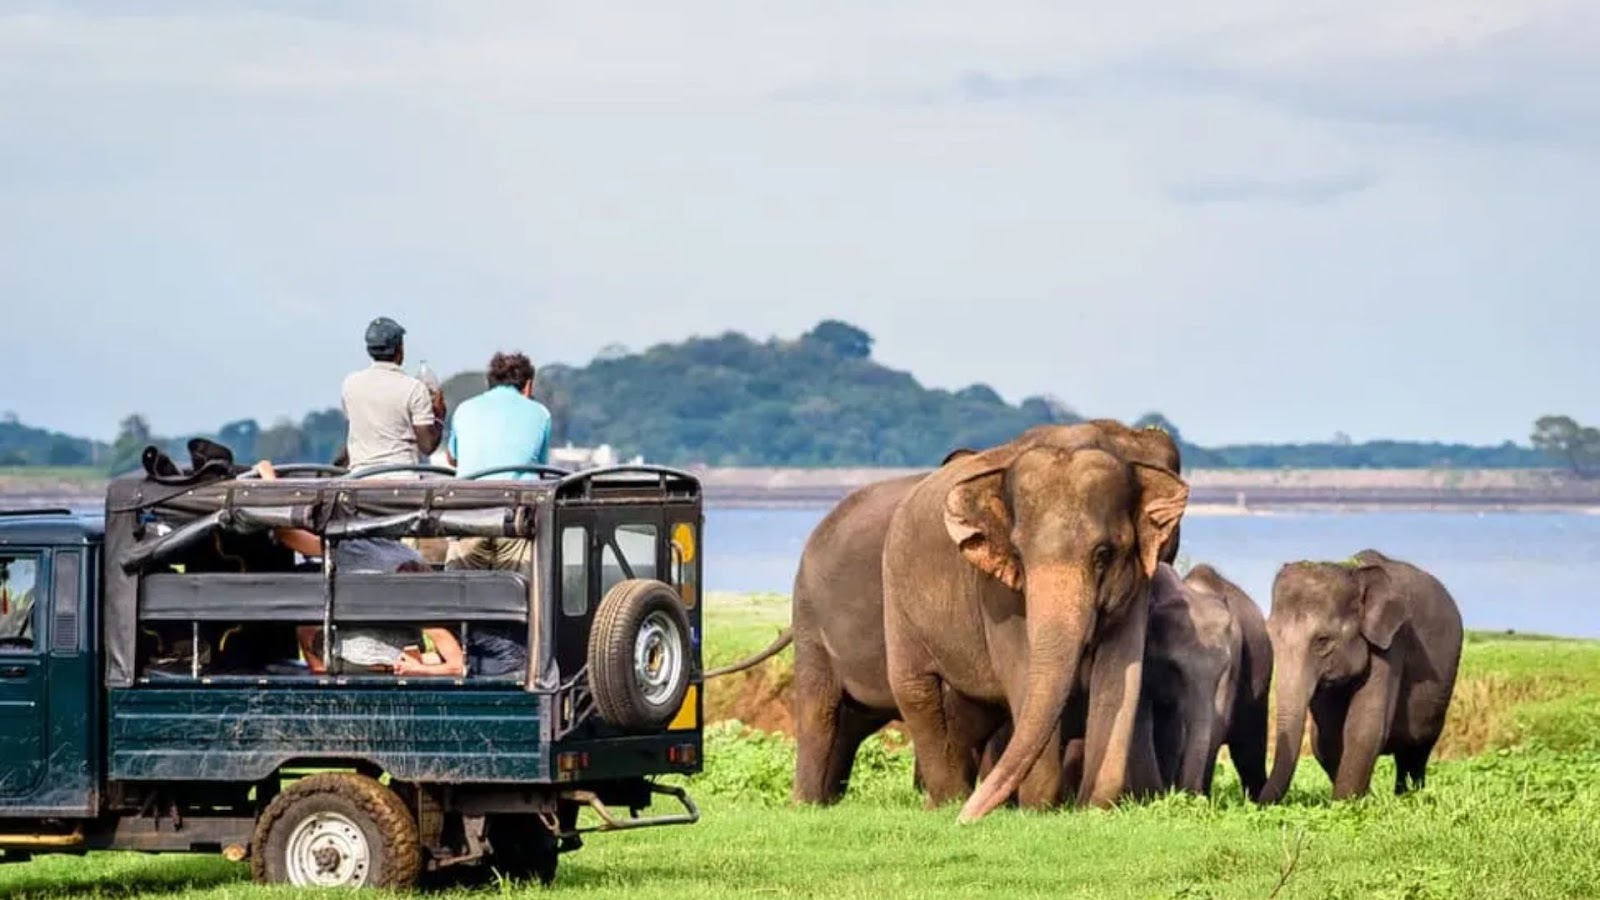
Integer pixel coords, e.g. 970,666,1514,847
957,567,1089,824
1261,658,1313,804
1174,681,1218,794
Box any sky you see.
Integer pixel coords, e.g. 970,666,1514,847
2,0,1596,446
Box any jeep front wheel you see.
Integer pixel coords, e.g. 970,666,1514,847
252,772,421,889
588,579,693,731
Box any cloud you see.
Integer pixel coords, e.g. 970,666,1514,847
0,1,1596,447
1165,171,1379,206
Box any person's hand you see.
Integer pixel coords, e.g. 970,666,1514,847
431,389,447,419
393,655,422,676
253,460,279,480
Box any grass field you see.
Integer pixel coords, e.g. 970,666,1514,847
2,593,1598,899
0,466,106,482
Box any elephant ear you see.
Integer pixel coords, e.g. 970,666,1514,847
1356,564,1408,650
941,447,978,466
942,450,1024,592
1132,463,1189,579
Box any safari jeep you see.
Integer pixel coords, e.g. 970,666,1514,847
0,455,704,888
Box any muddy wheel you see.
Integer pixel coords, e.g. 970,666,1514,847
251,772,420,889
588,579,693,731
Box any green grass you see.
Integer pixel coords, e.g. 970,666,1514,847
699,591,790,672
0,466,106,482
3,596,1598,899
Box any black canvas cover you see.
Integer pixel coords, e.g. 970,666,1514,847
102,448,699,692
104,468,556,688
140,571,530,622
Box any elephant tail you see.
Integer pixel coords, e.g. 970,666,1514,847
703,628,794,679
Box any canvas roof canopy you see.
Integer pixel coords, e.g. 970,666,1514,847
101,459,701,689
102,471,556,689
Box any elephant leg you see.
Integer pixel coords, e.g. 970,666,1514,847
1125,689,1164,800
890,668,973,808
1331,661,1400,800
977,719,1009,783
1227,697,1270,802
1199,674,1236,799
1149,694,1182,792
792,651,886,804
1307,692,1348,785
945,692,1006,796
1014,730,1064,809
1078,596,1156,808
1061,737,1086,801
1393,737,1436,795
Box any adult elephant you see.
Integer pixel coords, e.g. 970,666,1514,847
709,422,1182,808
1260,549,1462,803
882,429,1189,823
707,452,1001,805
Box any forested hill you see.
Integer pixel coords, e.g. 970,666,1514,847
442,320,1079,467
0,320,1579,472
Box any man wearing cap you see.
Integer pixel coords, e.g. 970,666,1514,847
339,317,445,472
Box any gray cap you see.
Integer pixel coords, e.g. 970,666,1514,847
364,316,406,355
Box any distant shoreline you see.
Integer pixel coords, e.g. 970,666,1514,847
4,466,1599,514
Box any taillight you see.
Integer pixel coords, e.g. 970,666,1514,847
667,743,698,765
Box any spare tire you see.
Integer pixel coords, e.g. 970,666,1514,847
587,579,693,731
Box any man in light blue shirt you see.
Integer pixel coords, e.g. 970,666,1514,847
446,352,553,477
445,352,552,572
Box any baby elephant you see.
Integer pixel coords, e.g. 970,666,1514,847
1260,549,1463,803
1144,563,1272,800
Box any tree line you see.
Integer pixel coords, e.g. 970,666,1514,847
0,321,1591,474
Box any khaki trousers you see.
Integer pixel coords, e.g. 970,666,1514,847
445,536,532,571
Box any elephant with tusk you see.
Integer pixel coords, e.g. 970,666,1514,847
882,427,1189,823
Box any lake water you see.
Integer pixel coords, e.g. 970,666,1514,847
703,508,1600,639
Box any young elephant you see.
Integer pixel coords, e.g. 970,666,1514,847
1260,550,1463,803
1143,563,1243,798
1177,564,1273,801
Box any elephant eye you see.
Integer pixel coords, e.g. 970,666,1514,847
1092,543,1113,574
1313,634,1337,655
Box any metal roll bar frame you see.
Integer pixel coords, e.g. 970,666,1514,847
459,465,572,481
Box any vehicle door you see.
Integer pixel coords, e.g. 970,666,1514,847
553,508,666,680
0,549,47,800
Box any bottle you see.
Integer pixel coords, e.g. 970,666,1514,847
417,360,440,393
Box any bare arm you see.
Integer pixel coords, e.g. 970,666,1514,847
395,627,465,677
414,423,443,457
254,461,325,558
411,386,447,457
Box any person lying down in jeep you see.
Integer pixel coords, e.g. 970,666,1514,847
297,622,465,676
251,460,529,678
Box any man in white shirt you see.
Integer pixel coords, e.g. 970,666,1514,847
338,316,445,472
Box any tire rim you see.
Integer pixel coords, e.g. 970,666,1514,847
285,811,371,887
634,609,684,708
